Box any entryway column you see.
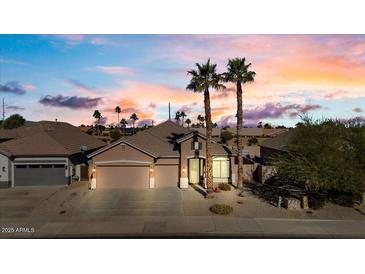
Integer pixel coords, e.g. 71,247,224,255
149,165,155,188
179,165,188,189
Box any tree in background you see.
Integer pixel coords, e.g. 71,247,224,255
185,118,192,128
187,59,225,194
257,121,263,128
220,130,234,144
247,136,259,146
197,114,205,127
120,118,128,135
130,113,139,134
223,57,256,190
115,106,121,126
1,114,26,129
175,111,181,125
92,110,102,135
110,128,122,142
264,123,272,129
271,118,365,196
180,111,187,127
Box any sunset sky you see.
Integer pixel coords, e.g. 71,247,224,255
0,34,364,127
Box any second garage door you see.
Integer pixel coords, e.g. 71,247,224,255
155,165,179,188
96,165,149,189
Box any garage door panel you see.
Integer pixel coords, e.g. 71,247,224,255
155,165,178,188
15,166,68,186
96,166,149,189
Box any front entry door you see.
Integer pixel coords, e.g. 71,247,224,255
189,159,200,184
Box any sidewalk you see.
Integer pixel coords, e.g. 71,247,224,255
2,216,365,238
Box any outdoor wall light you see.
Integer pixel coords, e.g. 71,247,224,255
150,168,154,172
92,168,96,173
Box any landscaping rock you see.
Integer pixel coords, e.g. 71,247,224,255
284,198,301,210
302,196,309,210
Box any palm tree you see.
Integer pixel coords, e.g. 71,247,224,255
175,111,181,125
197,114,205,127
115,106,121,127
93,110,102,135
130,113,139,134
120,118,128,135
185,118,192,128
180,111,187,127
223,58,256,190
187,59,225,194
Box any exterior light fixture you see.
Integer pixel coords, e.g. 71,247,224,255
92,168,96,173
150,168,154,172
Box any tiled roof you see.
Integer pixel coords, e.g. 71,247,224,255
260,130,296,151
90,120,231,158
0,121,105,157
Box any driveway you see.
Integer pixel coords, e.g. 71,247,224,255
0,186,62,221
1,182,365,238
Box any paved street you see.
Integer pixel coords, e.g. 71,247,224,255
1,182,365,238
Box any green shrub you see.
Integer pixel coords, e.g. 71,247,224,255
218,183,231,191
210,204,233,215
271,117,365,195
308,193,326,209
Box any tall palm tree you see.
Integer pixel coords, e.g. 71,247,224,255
120,118,128,135
187,59,225,194
185,118,192,128
115,106,121,127
180,111,187,127
175,111,181,125
130,113,139,134
93,110,102,135
223,58,256,190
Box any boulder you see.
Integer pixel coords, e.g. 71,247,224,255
284,197,301,210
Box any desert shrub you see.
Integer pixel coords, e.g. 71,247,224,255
210,204,233,215
248,136,259,146
308,193,326,209
110,129,122,141
218,183,231,191
271,117,365,196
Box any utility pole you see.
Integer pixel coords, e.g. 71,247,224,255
168,102,171,121
2,98,4,122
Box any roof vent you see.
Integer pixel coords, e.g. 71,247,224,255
80,145,88,153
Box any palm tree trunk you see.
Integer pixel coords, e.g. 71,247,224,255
117,113,119,127
236,82,244,189
204,89,213,193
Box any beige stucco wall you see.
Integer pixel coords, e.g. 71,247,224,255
92,143,154,163
0,153,11,186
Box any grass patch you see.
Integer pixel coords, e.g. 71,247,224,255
218,183,231,191
210,204,233,215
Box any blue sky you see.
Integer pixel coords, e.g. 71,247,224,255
1,34,364,127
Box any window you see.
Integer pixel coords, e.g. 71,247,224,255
53,164,65,168
28,165,40,168
15,165,27,169
41,165,53,168
212,157,230,178
2,166,5,172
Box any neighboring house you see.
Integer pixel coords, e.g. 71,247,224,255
259,130,295,165
88,120,254,189
0,121,105,188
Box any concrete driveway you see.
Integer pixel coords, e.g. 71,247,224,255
74,187,185,217
0,186,62,221
1,182,365,238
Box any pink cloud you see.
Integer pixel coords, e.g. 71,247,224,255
95,66,132,75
